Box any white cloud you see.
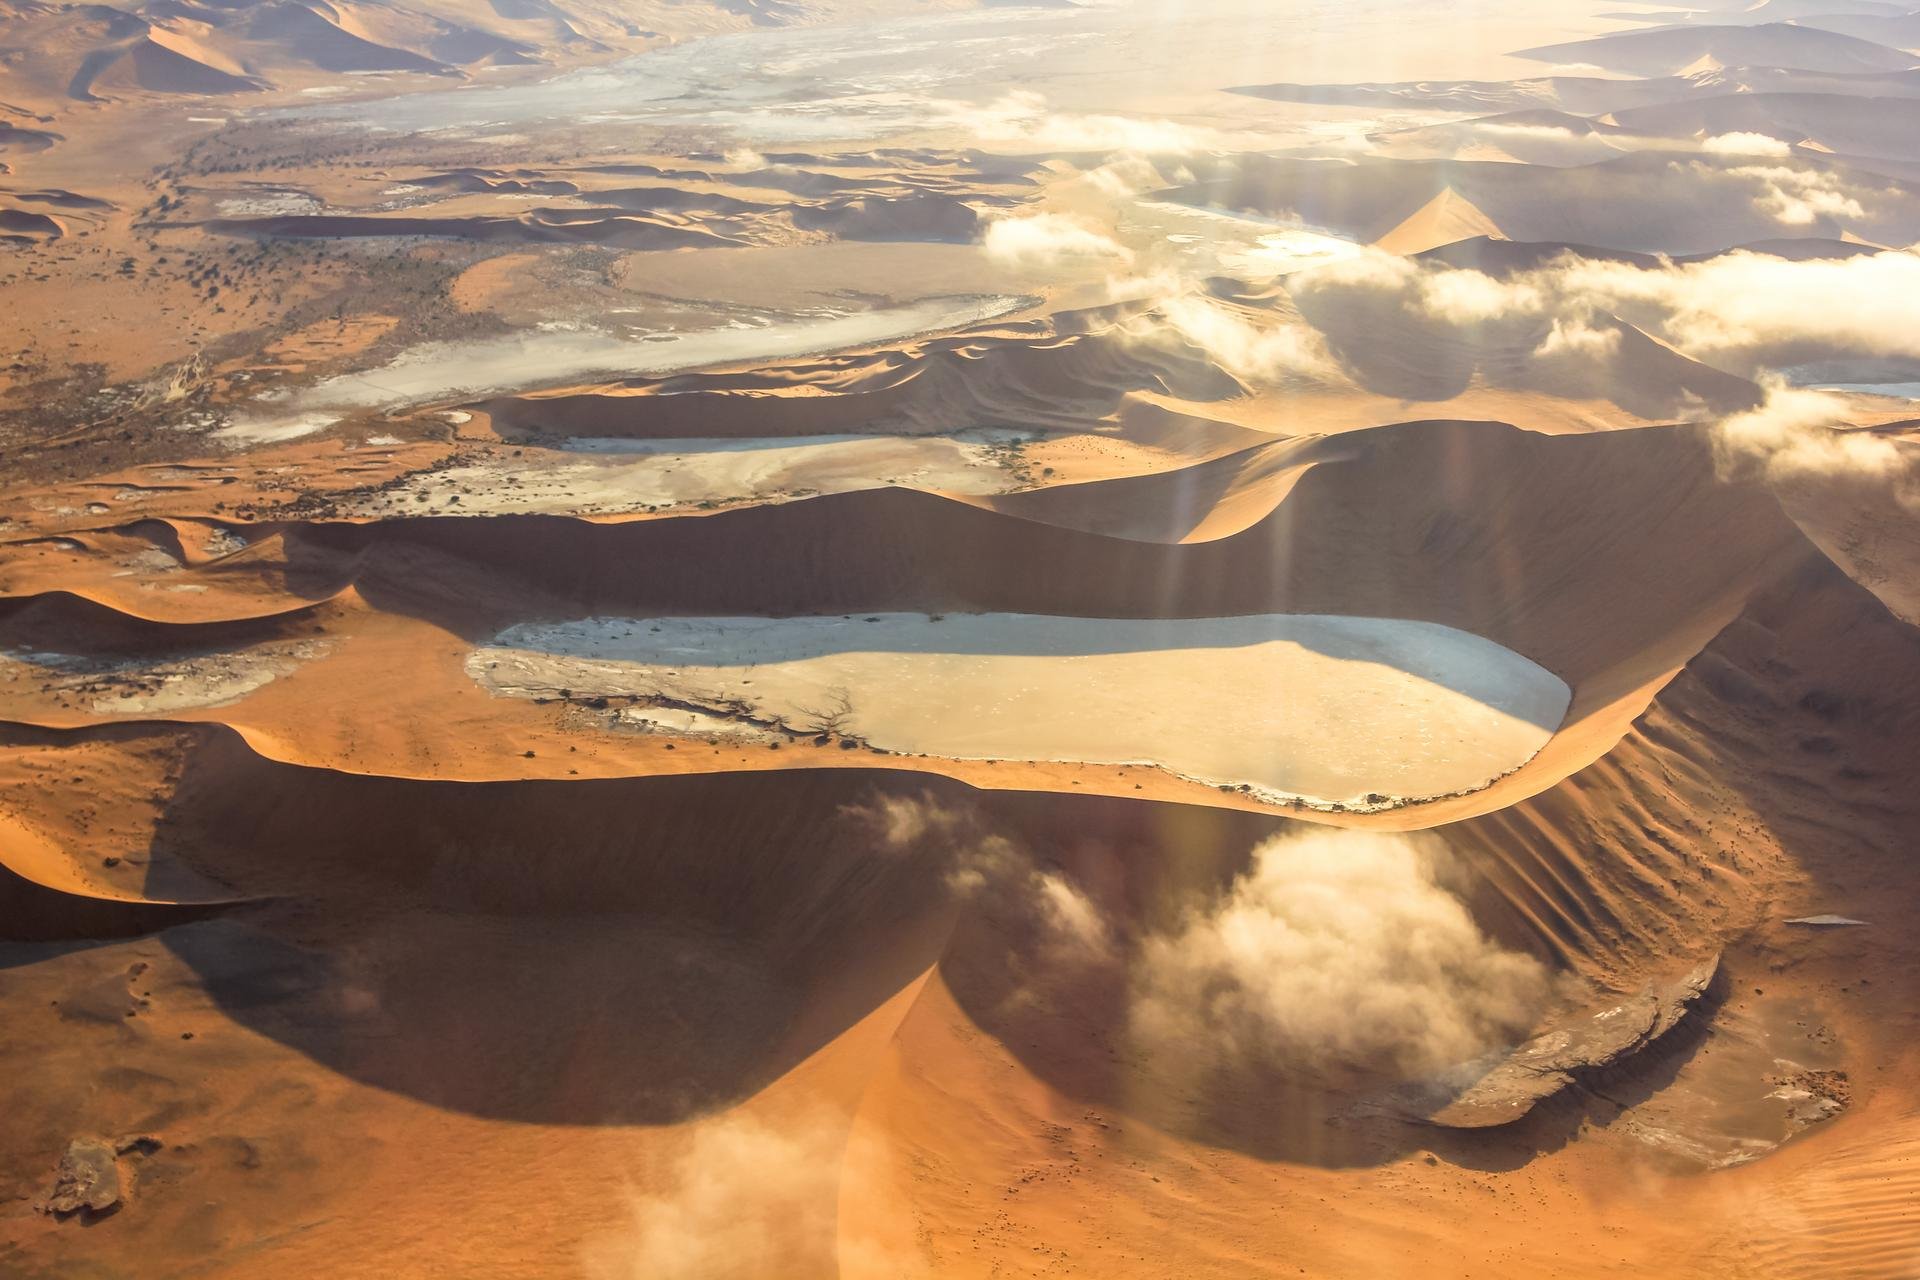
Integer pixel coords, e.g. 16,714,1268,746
1550,249,1920,368
1715,382,1914,491
1136,289,1340,382
1720,162,1866,227
1129,829,1553,1076
1536,313,1622,360
1701,132,1792,159
842,793,1112,960
982,211,1134,269
949,89,1225,155
1418,266,1546,324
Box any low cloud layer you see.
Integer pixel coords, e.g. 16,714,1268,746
1298,243,1920,376
982,210,1134,270
1309,247,1920,492
1547,249,1920,371
1701,132,1792,159
1129,829,1553,1077
1715,383,1916,494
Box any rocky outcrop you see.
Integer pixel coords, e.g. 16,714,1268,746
44,1137,120,1216
1415,954,1722,1129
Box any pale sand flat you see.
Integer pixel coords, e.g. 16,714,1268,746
470,612,1571,806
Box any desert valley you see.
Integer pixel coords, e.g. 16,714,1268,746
1,0,1919,1275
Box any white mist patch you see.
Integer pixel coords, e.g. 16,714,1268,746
469,612,1569,807
1131,829,1553,1076
1226,228,1367,277
1714,384,1918,500
982,211,1134,270
582,1110,916,1280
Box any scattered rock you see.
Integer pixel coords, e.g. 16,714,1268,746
44,1137,121,1217
1769,1068,1851,1130
1412,954,1722,1129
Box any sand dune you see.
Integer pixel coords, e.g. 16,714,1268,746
0,0,636,106
0,2,267,103
5,529,1912,1275
1513,23,1919,77
409,167,580,195
789,191,981,241
1625,0,1913,23
207,208,739,247
340,428,1051,516
4,390,1915,1280
468,278,1761,454
971,432,1346,543
6,0,1920,1274
476,318,1244,443
1610,90,1920,161
1170,151,1920,254
202,180,998,252
0,118,59,152
1373,187,1508,254
221,294,1026,440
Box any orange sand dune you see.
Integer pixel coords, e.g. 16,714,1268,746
5,544,1915,1276
5,3,1920,1273
0,418,1817,836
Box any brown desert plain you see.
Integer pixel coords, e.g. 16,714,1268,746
2,0,1920,1275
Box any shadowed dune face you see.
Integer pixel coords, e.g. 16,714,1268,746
5,742,968,1121
163,912,802,1124
6,0,1920,1274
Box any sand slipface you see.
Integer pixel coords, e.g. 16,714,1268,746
469,612,1571,807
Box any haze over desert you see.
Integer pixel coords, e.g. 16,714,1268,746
2,0,1919,1276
